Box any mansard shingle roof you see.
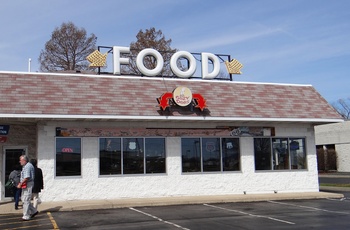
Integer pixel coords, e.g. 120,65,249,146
0,72,342,123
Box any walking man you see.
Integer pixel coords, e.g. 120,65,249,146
17,155,38,221
30,159,44,209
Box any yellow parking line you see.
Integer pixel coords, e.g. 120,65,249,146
0,217,22,223
47,212,60,230
4,223,53,230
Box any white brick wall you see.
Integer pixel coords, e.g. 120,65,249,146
37,122,319,202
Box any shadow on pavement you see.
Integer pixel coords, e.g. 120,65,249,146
41,206,63,212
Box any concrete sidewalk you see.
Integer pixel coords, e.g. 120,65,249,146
318,171,350,192
0,191,344,215
318,172,350,178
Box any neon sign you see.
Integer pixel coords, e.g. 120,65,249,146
61,148,74,153
87,46,243,79
113,46,223,79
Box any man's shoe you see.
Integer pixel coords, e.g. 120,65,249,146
30,211,39,218
15,207,18,210
22,217,31,221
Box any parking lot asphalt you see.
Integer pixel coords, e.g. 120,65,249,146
1,172,348,215
0,191,344,215
1,195,349,230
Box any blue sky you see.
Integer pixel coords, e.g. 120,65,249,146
1,0,349,103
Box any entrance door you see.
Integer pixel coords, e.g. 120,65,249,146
3,147,27,197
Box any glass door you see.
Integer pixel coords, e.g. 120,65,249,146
4,147,27,197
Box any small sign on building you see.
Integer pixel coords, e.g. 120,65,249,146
0,125,10,135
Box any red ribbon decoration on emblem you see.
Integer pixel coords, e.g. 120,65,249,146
192,93,206,111
157,92,173,110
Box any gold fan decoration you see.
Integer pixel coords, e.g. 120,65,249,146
225,59,243,74
86,50,108,67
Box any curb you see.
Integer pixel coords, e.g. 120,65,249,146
1,192,344,214
319,186,350,192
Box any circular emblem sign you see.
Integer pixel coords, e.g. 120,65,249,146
173,86,193,107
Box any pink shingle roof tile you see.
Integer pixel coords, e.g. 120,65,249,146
0,72,342,122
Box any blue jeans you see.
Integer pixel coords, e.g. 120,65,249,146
12,187,21,208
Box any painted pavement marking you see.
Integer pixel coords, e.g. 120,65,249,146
268,200,350,215
0,213,54,230
3,223,53,230
47,212,60,229
130,207,190,230
203,203,295,225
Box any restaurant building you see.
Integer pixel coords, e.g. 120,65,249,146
0,70,342,202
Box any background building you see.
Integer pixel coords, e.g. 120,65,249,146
315,121,350,172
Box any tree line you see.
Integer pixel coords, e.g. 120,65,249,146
38,22,177,76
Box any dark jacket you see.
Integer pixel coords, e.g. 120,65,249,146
9,169,21,186
33,167,44,193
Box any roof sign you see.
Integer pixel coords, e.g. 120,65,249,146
87,46,243,79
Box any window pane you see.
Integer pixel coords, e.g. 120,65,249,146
56,138,81,176
123,138,144,174
272,138,289,170
182,138,201,172
254,138,272,170
222,138,240,171
290,138,306,169
99,138,121,175
145,138,166,173
202,138,221,172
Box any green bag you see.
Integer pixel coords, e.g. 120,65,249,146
5,179,15,189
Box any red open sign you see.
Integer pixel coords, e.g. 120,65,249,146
62,148,73,153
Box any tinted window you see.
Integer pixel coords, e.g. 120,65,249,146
56,138,81,176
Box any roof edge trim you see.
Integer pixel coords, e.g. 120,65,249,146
0,71,313,87
0,113,343,123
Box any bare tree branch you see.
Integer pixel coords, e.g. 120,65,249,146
121,27,177,76
332,98,350,120
38,22,97,72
